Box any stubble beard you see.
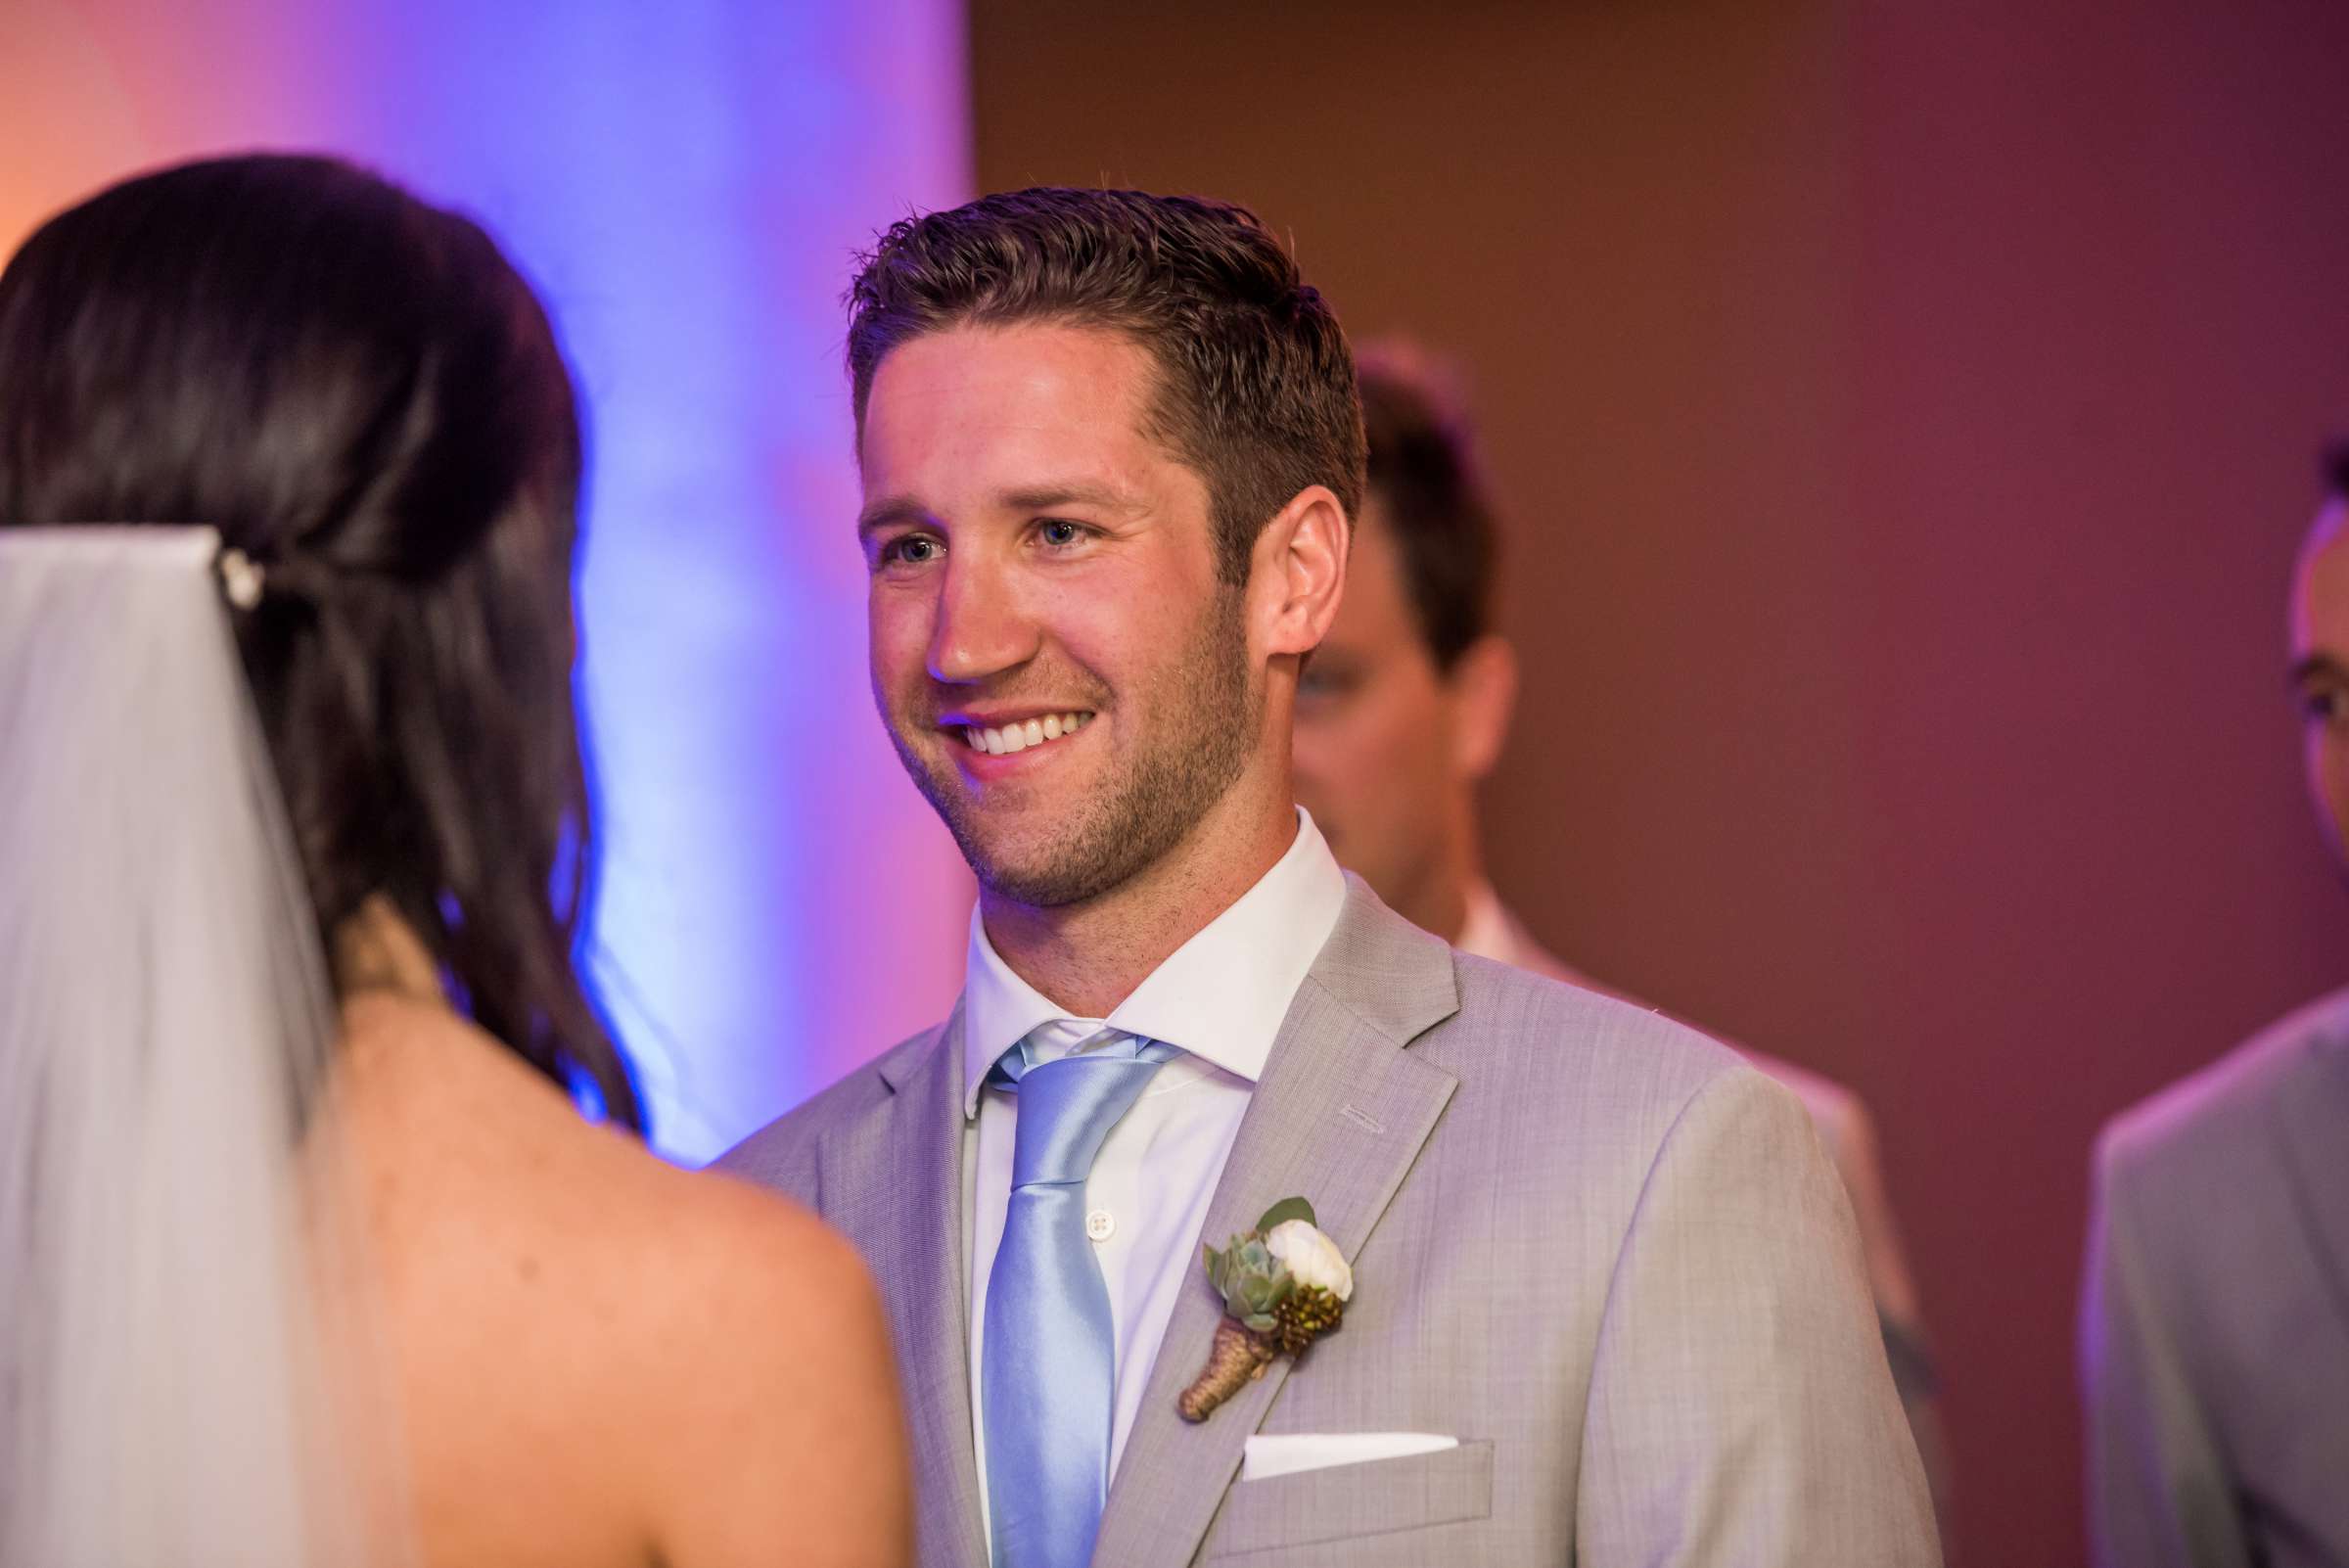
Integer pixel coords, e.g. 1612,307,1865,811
887,589,1260,909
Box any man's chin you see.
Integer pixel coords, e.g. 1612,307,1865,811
950,815,1073,896
965,842,1120,909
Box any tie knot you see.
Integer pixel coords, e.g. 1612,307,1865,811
1001,1046,1169,1188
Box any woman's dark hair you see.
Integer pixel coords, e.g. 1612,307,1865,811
0,153,642,1133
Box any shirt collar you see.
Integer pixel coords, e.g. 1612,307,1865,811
960,807,1349,1117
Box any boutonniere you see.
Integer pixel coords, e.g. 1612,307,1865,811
1177,1197,1353,1422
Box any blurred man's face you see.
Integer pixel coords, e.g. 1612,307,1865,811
2290,500,2349,867
1291,502,1508,926
858,322,1260,907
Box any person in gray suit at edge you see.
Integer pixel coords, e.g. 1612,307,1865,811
719,186,1939,1568
2081,442,2349,1568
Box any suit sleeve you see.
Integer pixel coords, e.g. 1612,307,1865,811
1823,1098,1958,1559
1576,1067,1941,1567
2079,1128,2250,1568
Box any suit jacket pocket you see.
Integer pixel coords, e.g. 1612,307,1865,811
1201,1439,1494,1560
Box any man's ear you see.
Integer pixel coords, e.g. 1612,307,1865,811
1249,484,1350,658
1447,634,1518,782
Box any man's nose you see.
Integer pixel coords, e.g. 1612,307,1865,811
928,555,1041,684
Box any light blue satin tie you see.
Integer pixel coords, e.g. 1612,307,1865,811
983,1034,1174,1568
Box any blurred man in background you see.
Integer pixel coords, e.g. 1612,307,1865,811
2079,443,2349,1568
1292,348,1954,1534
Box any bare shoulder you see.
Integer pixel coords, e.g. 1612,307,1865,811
331,996,909,1568
622,1147,913,1567
334,992,879,1341
629,1152,887,1364
618,1152,912,1568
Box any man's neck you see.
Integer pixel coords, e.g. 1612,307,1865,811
980,781,1301,1019
1382,804,1484,946
1402,877,1473,949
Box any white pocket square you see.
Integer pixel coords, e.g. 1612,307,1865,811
1239,1432,1458,1482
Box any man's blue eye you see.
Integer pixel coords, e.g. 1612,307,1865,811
1039,520,1083,547
885,535,941,565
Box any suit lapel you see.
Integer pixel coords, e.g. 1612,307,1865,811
2276,1025,2349,1324
827,1004,988,1568
1092,881,1462,1568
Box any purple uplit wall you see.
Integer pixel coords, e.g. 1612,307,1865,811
4,0,976,1161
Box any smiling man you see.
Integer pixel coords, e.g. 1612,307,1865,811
719,188,1937,1568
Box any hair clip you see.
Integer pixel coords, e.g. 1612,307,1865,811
218,546,266,611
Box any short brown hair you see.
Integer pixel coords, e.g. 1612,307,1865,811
1357,348,1500,671
846,187,1364,583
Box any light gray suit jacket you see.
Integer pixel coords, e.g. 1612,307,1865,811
1472,899,1956,1551
2081,985,2349,1568
720,879,1939,1566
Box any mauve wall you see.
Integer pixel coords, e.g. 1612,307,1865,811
971,1,2349,1559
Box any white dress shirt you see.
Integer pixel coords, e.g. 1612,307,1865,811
961,807,1348,1544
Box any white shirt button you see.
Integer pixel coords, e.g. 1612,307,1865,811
1085,1209,1116,1243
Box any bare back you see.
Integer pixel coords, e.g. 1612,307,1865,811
322,994,911,1568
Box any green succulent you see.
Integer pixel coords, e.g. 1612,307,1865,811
1202,1233,1295,1334
1200,1199,1321,1336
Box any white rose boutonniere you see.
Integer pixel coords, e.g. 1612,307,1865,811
1264,1218,1353,1302
1177,1197,1351,1423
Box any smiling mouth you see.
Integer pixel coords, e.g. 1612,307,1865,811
954,711,1094,757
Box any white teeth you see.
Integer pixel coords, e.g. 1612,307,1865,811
963,713,1091,755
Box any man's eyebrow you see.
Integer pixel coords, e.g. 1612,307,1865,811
854,483,1140,538
2289,652,2349,688
855,495,928,539
998,482,1140,516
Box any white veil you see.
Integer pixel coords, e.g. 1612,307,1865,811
0,528,406,1566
